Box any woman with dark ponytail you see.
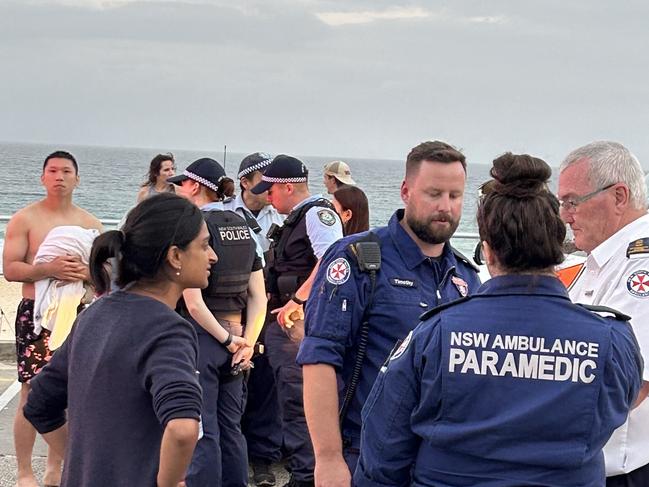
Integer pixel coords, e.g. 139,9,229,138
24,193,217,487
355,153,644,487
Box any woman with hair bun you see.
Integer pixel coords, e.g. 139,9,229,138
23,193,217,487
355,153,644,487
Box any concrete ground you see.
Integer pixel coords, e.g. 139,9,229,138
0,349,290,487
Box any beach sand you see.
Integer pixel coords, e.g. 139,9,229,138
0,277,21,343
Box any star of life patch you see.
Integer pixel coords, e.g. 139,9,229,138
326,257,351,285
390,331,413,362
627,270,649,297
451,275,469,297
317,209,337,226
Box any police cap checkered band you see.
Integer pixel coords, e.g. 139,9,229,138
250,154,309,194
167,157,227,190
237,152,273,179
261,175,308,184
184,170,223,192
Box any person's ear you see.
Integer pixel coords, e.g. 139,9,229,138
482,240,496,266
613,183,631,212
400,179,409,206
166,245,183,277
343,208,352,224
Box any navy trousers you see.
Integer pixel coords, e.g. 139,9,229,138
265,322,315,482
186,324,248,487
242,346,283,464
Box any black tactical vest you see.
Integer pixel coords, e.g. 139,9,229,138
267,198,335,300
202,209,257,312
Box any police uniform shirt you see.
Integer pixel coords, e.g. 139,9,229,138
354,275,643,487
202,202,265,263
295,194,343,259
568,213,649,476
297,209,481,444
223,194,285,252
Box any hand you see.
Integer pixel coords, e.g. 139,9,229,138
315,455,351,487
271,300,303,329
231,343,254,368
226,335,247,354
47,255,87,282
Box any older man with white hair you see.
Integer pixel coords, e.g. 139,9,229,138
558,141,649,487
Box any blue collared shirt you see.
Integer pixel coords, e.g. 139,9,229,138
297,209,481,443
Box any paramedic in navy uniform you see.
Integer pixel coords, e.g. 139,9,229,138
355,153,644,487
297,140,481,486
251,154,343,487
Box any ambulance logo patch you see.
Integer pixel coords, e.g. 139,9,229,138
627,270,649,297
452,276,469,297
318,209,337,226
390,331,413,361
327,258,350,285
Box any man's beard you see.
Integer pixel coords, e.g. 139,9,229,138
407,212,459,245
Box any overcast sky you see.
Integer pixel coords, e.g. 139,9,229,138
1,0,648,166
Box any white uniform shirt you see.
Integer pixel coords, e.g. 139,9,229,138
569,213,649,475
223,194,285,252
294,195,343,259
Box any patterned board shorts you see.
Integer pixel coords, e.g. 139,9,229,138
15,298,53,383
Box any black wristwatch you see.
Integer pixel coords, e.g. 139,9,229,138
291,293,306,305
222,332,233,347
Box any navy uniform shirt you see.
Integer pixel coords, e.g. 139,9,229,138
297,209,481,444
355,275,644,487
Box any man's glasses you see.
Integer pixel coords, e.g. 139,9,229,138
558,183,616,213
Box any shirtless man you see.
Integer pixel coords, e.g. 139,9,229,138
3,151,102,487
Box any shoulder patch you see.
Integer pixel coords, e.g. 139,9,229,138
627,238,649,258
451,275,469,297
390,331,413,361
627,270,649,297
326,257,351,285
317,209,337,226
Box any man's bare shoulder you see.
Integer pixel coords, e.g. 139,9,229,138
72,205,103,231
6,201,45,229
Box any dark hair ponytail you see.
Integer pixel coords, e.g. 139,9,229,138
477,153,565,272
90,193,203,293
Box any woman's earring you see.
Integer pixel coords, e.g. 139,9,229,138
176,267,181,276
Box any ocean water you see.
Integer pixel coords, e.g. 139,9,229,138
0,141,517,266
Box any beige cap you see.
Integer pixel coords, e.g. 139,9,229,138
324,160,356,185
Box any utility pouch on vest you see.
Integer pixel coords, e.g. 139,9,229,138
266,223,282,243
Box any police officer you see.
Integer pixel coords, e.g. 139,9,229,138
355,153,644,487
297,141,481,486
558,141,649,485
168,158,268,487
250,154,344,487
226,152,285,487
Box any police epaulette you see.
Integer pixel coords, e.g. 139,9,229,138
418,295,472,322
577,303,631,321
626,238,649,258
451,246,480,273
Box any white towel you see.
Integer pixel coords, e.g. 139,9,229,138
33,226,99,346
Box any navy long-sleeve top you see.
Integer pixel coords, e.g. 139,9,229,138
24,290,203,487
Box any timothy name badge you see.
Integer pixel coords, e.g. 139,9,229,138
452,275,469,297
627,270,649,297
390,278,416,288
327,257,351,285
318,209,337,226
